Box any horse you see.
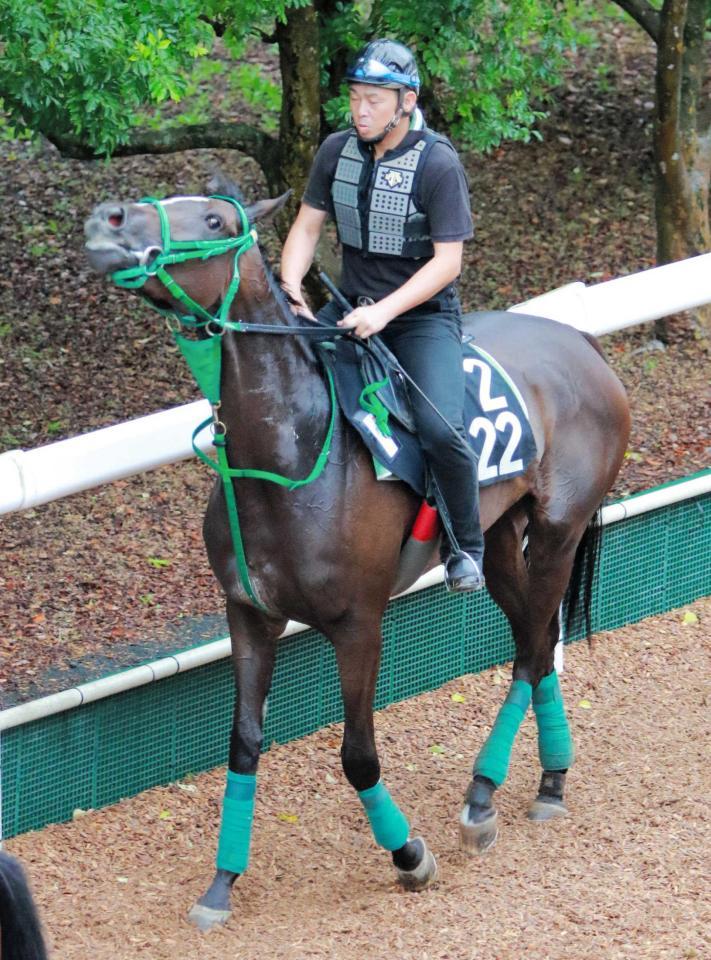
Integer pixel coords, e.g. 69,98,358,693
0,851,48,960
84,185,631,930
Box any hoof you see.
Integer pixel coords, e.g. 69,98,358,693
396,838,438,892
187,903,232,932
527,797,569,821
459,806,498,855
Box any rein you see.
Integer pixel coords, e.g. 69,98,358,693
110,196,342,612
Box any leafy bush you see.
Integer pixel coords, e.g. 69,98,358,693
0,0,212,154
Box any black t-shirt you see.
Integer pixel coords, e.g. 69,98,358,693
303,128,474,304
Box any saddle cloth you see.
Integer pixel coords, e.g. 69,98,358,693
317,337,537,496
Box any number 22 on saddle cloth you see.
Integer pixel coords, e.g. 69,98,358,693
324,339,538,496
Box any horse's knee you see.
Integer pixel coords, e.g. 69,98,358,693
341,737,380,792
229,719,263,772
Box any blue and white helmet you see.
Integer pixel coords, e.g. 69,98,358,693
345,39,420,92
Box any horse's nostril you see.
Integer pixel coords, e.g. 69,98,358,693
105,206,125,229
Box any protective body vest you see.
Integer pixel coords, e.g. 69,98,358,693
331,130,449,259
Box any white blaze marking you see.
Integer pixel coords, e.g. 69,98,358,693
158,196,210,206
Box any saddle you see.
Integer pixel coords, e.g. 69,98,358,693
317,334,537,498
357,336,417,434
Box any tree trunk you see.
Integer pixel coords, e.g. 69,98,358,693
275,6,321,216
654,0,710,335
275,5,337,304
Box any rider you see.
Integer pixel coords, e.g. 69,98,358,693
280,38,484,592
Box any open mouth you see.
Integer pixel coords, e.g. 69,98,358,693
84,237,162,275
84,238,139,275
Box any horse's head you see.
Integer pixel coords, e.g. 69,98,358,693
84,183,290,317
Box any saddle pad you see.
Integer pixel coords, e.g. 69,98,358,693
318,340,537,496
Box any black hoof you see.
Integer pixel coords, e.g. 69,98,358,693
528,770,568,821
188,869,237,931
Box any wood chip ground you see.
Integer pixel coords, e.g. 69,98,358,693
6,596,709,960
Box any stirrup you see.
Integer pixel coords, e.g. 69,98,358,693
444,550,485,593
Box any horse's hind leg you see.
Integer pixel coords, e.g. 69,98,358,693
189,600,283,931
460,506,581,853
329,615,437,892
459,507,529,853
518,514,586,822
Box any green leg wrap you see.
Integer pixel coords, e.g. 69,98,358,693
358,780,410,851
473,679,532,787
532,670,575,770
216,771,257,874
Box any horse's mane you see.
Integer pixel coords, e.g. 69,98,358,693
265,259,302,315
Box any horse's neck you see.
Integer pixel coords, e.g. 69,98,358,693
219,250,329,471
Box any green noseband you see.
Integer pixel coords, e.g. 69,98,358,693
110,195,257,329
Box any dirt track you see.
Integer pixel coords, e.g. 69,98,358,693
6,595,709,960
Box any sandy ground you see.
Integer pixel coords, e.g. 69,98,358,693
6,595,710,960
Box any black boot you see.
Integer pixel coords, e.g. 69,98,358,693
444,549,485,592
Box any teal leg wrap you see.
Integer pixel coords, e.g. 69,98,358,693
473,679,532,787
532,670,575,770
358,780,410,851
216,771,257,874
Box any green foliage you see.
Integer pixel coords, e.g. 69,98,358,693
0,0,212,154
323,0,583,151
202,0,310,56
0,0,601,156
229,64,281,132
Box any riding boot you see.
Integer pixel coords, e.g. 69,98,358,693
433,464,485,593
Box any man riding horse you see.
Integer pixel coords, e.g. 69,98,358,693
280,39,485,593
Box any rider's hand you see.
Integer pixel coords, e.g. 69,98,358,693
280,282,316,321
337,302,392,338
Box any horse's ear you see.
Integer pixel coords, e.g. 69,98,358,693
207,169,245,203
243,190,293,225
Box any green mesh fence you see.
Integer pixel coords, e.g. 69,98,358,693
2,485,709,839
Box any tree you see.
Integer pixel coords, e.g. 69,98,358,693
0,1,577,190
0,0,578,298
614,0,710,332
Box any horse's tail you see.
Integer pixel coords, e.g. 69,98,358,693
564,507,603,642
0,851,48,960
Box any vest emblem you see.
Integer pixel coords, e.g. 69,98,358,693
383,170,404,189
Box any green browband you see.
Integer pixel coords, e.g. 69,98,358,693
532,670,575,770
110,197,337,612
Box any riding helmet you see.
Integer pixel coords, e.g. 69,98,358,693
345,39,420,92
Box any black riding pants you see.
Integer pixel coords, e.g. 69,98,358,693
318,299,484,557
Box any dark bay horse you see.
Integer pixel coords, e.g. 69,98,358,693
84,189,630,930
0,851,48,959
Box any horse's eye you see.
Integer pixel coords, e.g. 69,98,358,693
206,214,222,231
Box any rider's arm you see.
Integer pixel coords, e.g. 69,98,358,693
338,242,464,338
280,203,328,316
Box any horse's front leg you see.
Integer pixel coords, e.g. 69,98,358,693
330,617,437,892
188,600,283,931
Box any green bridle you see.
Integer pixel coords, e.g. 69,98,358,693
110,196,337,612
111,195,257,330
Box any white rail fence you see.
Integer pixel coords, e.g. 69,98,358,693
0,252,710,732
1,252,710,516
